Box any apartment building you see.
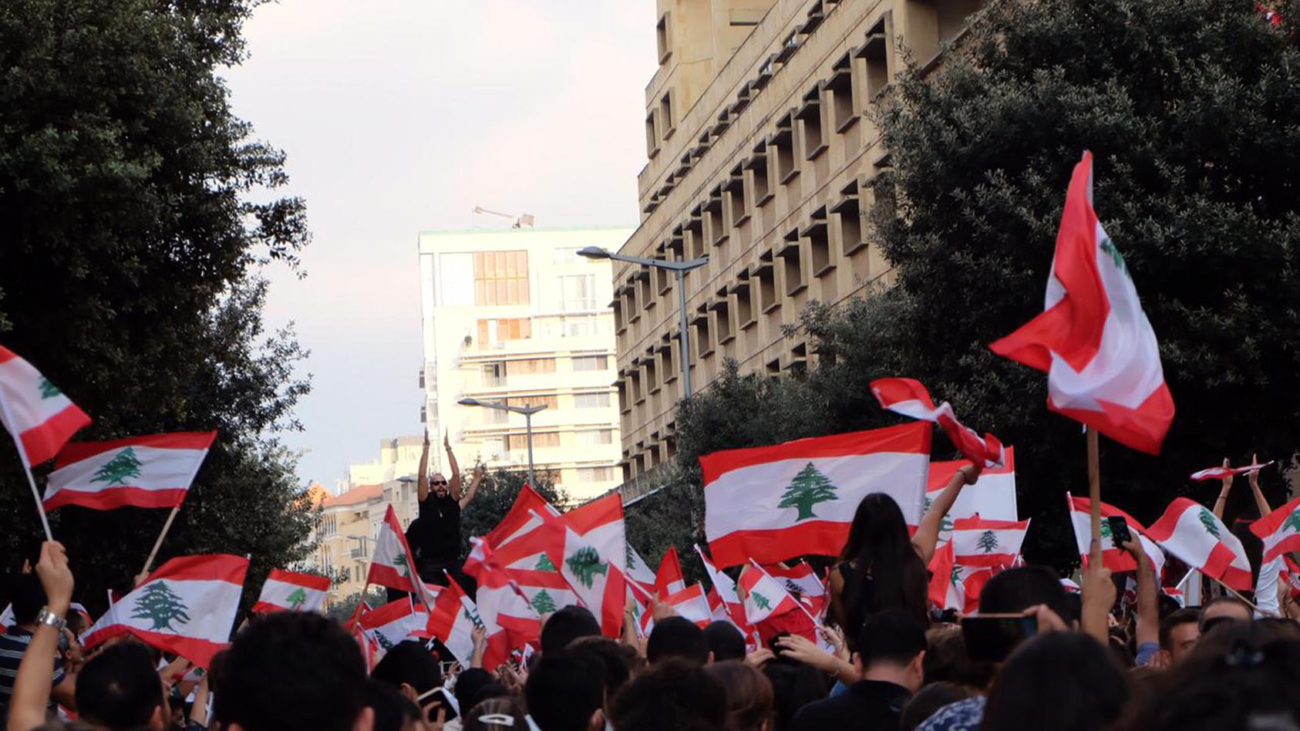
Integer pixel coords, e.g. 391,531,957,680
418,228,630,503
616,0,985,487
346,435,426,491
311,478,421,605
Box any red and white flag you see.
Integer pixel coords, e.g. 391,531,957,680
359,599,429,653
950,517,1030,570
368,505,433,607
926,451,1019,547
660,584,713,628
626,545,658,604
529,510,626,638
702,424,931,568
1250,496,1300,565
1191,461,1275,482
426,574,483,667
81,554,247,669
252,569,331,614
345,606,382,673
762,562,828,620
1065,495,1166,574
870,378,1005,468
43,431,216,511
484,484,562,553
564,493,629,575
0,345,91,466
928,543,993,615
738,562,817,645
654,546,686,598
706,585,733,625
466,538,541,669
1147,498,1252,590
696,545,747,629
990,152,1175,455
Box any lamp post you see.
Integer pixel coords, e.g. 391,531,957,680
577,246,708,398
458,398,547,489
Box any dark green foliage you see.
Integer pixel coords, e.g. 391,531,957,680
459,469,567,558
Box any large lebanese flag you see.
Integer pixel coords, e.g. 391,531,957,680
426,574,482,666
927,450,1019,547
654,546,686,598
252,569,331,614
871,378,1005,468
927,543,993,615
702,423,931,568
990,152,1174,455
1251,496,1300,564
368,505,433,607
0,345,92,466
950,517,1030,570
529,509,627,638
81,554,247,669
1147,498,1252,590
44,431,217,511
1065,494,1166,574
465,538,541,669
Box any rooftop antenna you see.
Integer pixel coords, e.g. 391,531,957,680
472,205,535,229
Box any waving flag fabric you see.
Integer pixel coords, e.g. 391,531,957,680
359,599,429,652
1147,498,1252,590
926,451,1019,547
661,584,713,628
928,543,992,614
1251,496,1300,564
950,517,1030,569
465,538,541,670
426,574,483,666
702,424,931,568
654,546,686,598
368,505,433,607
696,545,747,629
0,345,91,466
81,554,247,669
762,562,828,619
1191,462,1275,482
626,545,658,603
870,378,1005,468
528,509,626,638
1065,495,1166,574
44,431,217,511
253,569,331,614
990,152,1174,455
737,562,802,626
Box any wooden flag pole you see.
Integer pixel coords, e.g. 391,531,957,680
1207,574,1269,616
141,505,181,576
1087,428,1102,543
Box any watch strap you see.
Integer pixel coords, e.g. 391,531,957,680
36,607,66,632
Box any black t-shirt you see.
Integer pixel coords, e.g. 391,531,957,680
414,494,462,565
788,679,911,731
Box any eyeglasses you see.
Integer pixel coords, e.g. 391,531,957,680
431,480,448,486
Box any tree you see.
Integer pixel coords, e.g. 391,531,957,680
566,546,608,589
1199,509,1221,539
777,463,838,521
977,530,1000,554
285,587,308,611
535,554,557,572
131,581,191,632
92,448,143,486
0,0,314,613
531,589,557,614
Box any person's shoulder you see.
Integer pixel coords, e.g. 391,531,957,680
789,691,854,729
915,696,986,731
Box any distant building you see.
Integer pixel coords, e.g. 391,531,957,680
347,435,426,488
418,227,630,503
309,478,420,605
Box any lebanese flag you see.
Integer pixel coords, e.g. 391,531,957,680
368,505,432,607
1250,496,1300,564
0,604,13,629
359,599,429,652
484,484,562,551
1147,498,1252,590
426,574,482,666
1191,461,1274,482
737,562,816,645
989,152,1174,455
928,543,993,614
81,554,247,669
702,423,931,568
762,562,828,620
509,557,581,616
0,345,92,466
43,431,217,511
1065,494,1166,574
950,517,1029,569
347,616,382,673
565,493,629,575
655,546,686,598
706,585,734,625
927,451,1019,547
529,510,626,638
661,584,713,628
252,569,331,614
696,545,748,630
626,545,658,603
466,538,541,669
870,378,1005,468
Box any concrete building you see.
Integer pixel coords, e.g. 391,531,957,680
418,228,630,503
311,478,421,605
615,0,985,491
346,436,426,489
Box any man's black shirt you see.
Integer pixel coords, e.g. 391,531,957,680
413,493,461,566
788,679,912,731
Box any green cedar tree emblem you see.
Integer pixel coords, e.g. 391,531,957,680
977,530,999,554
92,447,143,486
566,547,607,589
531,589,557,614
750,591,772,612
38,377,61,399
950,565,964,587
535,553,557,572
924,495,953,532
625,542,637,570
777,463,838,521
286,587,308,610
1283,509,1300,534
1199,509,1220,539
463,607,485,630
392,552,409,576
374,632,394,651
1099,519,1113,542
131,580,191,632
1098,236,1130,278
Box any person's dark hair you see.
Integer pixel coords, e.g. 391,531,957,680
977,566,1072,621
453,668,507,715
1156,593,1182,620
525,651,604,731
366,678,422,731
74,641,164,731
1108,634,1135,669
857,609,926,667
568,636,633,705
610,658,726,731
901,682,973,731
839,493,930,638
11,573,47,625
371,640,442,695
979,632,1129,731
762,662,830,729
704,621,747,662
214,612,369,731
540,605,601,656
647,616,709,665
703,661,773,731
1159,608,1200,651
464,696,528,731
922,625,995,689
1199,595,1252,633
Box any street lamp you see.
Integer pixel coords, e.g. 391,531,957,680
458,397,547,489
577,246,708,398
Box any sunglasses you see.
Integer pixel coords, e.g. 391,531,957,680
431,480,448,486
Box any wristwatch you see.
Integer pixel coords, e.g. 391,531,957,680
35,607,66,633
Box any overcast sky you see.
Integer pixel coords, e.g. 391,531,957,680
223,1,655,489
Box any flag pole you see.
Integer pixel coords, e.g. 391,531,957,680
0,393,54,541
1206,574,1269,616
1087,428,1102,543
141,505,181,576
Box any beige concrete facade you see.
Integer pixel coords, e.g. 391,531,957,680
311,479,421,605
617,0,984,484
346,435,425,491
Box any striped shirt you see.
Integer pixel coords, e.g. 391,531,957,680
0,626,66,713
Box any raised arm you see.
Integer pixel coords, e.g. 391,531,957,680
1080,540,1116,646
1123,539,1158,650
8,542,75,731
913,463,981,565
1248,454,1272,518
417,430,431,502
459,462,486,510
1213,458,1234,521
445,432,463,500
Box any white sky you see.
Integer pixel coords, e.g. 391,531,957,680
223,0,656,488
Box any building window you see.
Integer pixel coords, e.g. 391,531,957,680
734,281,755,329
773,115,798,183
474,251,530,305
798,86,825,160
573,355,609,371
706,188,726,246
656,13,671,63
807,208,833,277
509,432,561,450
482,407,509,425
477,318,531,346
553,248,580,264
757,262,779,313
646,110,660,158
510,358,556,375
322,514,337,537
827,52,857,131
713,299,732,344
780,230,806,296
726,166,747,227
560,274,596,311
577,466,616,482
694,309,713,357
745,146,771,207
862,19,891,100
508,394,559,409
575,392,612,409
483,362,507,387
660,91,675,138
834,183,866,256
576,429,614,446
